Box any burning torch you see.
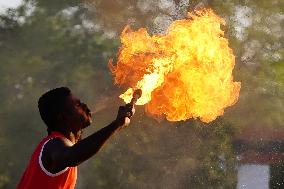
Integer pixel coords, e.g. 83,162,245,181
129,89,142,105
125,89,142,117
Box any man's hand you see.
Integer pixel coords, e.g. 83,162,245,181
115,104,135,127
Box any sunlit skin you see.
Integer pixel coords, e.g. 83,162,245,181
109,8,241,122
42,93,134,174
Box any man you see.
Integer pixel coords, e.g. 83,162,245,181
17,87,134,189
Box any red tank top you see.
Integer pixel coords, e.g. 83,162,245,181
17,132,77,189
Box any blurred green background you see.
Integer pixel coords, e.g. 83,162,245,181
0,0,283,188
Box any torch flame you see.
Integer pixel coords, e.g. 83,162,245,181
109,9,241,122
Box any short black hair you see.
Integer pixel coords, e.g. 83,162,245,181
38,87,71,133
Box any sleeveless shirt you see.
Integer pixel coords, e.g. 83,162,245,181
17,132,77,189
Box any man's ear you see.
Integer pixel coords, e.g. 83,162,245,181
57,112,66,122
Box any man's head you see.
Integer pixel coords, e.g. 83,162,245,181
38,87,92,134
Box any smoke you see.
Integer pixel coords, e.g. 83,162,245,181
91,96,111,114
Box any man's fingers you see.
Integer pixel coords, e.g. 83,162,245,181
131,106,135,115
125,103,133,111
126,111,132,118
123,104,135,117
118,106,124,112
124,117,130,126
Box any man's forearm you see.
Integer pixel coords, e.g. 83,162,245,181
67,120,122,166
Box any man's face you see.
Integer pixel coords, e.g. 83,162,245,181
62,94,92,131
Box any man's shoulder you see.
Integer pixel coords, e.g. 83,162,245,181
45,137,72,153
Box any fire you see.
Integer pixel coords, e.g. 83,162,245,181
109,8,241,122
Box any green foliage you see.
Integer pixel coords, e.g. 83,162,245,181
270,161,284,189
273,61,284,85
187,120,237,189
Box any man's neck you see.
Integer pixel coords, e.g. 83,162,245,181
71,130,82,143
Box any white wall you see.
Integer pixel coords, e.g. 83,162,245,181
237,164,270,189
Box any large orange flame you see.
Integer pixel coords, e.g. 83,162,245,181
109,9,241,122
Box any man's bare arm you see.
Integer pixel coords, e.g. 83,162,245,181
42,106,133,173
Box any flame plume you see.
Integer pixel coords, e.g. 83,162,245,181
109,9,241,122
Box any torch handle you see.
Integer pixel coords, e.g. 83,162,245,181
129,94,139,105
129,89,142,105
124,89,142,118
